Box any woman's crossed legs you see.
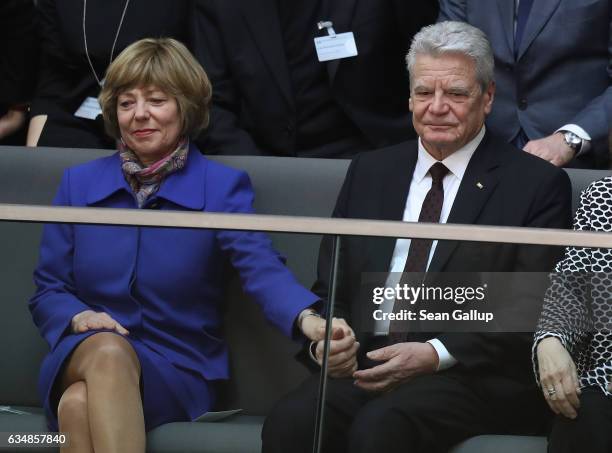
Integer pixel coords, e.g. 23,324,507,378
56,332,145,453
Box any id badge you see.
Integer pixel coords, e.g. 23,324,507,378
75,96,102,120
314,32,358,62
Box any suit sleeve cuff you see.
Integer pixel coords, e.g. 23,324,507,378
556,124,592,156
427,338,458,371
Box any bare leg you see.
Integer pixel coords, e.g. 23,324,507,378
58,332,145,453
58,381,93,453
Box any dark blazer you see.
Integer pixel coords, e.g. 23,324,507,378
0,0,38,145
195,0,438,156
0,0,37,109
439,0,612,168
312,132,572,412
33,0,202,149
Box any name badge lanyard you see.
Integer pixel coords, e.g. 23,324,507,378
316,0,339,38
313,20,358,63
83,0,131,88
317,20,336,37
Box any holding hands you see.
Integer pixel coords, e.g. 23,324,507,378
71,310,130,336
298,311,359,378
298,310,441,389
312,322,359,378
536,336,581,419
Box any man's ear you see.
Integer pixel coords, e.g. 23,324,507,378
409,96,414,112
484,81,495,114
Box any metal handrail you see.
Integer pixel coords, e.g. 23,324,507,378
1,203,610,248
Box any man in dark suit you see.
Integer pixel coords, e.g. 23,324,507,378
194,0,438,157
262,21,572,453
439,0,612,169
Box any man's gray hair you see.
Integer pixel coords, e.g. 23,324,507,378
406,21,494,91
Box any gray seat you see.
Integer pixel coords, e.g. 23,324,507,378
565,168,612,212
0,145,609,452
451,435,547,453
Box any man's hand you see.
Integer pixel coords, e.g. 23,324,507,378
537,337,581,419
71,310,130,336
301,315,359,378
352,342,438,392
523,133,574,167
313,324,359,378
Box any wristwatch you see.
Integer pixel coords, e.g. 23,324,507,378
561,131,583,154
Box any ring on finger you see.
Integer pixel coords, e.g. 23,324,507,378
546,387,556,397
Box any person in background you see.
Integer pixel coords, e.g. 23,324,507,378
195,0,438,157
439,0,612,169
30,38,332,453
0,0,38,146
27,0,202,149
534,174,612,452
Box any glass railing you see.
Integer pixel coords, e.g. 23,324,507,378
1,205,610,452
1,144,610,452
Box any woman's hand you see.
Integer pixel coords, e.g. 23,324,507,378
299,313,359,378
537,336,581,419
71,310,129,336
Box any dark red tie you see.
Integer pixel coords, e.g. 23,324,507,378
389,162,449,343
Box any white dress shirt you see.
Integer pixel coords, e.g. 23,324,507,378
373,126,486,371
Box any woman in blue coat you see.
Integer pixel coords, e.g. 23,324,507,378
29,38,333,453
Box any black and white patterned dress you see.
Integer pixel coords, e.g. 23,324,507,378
534,177,612,392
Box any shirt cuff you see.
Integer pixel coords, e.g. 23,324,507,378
556,124,592,156
427,338,458,371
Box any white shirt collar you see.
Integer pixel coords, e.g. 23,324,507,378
414,126,486,183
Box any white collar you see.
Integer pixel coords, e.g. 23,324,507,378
414,126,486,183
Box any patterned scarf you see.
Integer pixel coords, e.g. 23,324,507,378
119,138,189,208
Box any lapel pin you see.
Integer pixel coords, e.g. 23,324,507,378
476,182,484,189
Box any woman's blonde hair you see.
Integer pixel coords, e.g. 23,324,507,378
99,37,212,140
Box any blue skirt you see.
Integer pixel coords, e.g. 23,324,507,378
39,330,215,432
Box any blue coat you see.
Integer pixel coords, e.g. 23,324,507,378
30,145,318,429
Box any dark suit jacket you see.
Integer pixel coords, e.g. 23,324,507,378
439,0,612,168
0,0,37,110
195,0,438,156
0,0,38,145
312,133,572,416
